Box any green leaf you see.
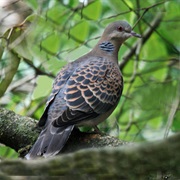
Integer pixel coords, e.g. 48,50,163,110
41,33,61,54
70,21,89,43
172,111,180,132
32,75,53,99
0,146,18,158
82,1,101,20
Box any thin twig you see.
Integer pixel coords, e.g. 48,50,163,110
164,81,180,138
23,58,55,78
119,12,164,70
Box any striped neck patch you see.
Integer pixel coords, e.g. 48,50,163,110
99,41,114,53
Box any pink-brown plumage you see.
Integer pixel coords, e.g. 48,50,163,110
25,20,141,159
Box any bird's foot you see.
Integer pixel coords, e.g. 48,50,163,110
93,126,106,135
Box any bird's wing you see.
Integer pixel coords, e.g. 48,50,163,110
38,62,77,127
40,57,123,127
26,62,78,159
51,56,123,127
26,56,123,159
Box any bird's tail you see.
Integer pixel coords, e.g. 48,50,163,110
25,125,74,159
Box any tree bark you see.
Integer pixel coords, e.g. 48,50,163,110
0,107,127,157
0,107,180,179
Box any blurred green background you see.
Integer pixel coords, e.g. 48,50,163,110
0,0,179,158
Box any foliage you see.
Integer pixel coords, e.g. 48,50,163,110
0,0,179,158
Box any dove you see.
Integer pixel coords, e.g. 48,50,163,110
25,21,141,159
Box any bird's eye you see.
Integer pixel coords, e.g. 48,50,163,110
117,26,123,31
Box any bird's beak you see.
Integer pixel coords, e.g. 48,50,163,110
130,31,141,38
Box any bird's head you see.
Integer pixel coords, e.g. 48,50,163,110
102,21,141,43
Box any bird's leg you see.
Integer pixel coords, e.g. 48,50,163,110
93,126,104,134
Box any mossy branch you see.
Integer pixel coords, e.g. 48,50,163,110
0,107,180,179
0,107,127,157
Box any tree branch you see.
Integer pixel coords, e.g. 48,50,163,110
0,107,127,157
0,131,179,179
0,108,179,178
0,108,39,153
119,12,164,69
